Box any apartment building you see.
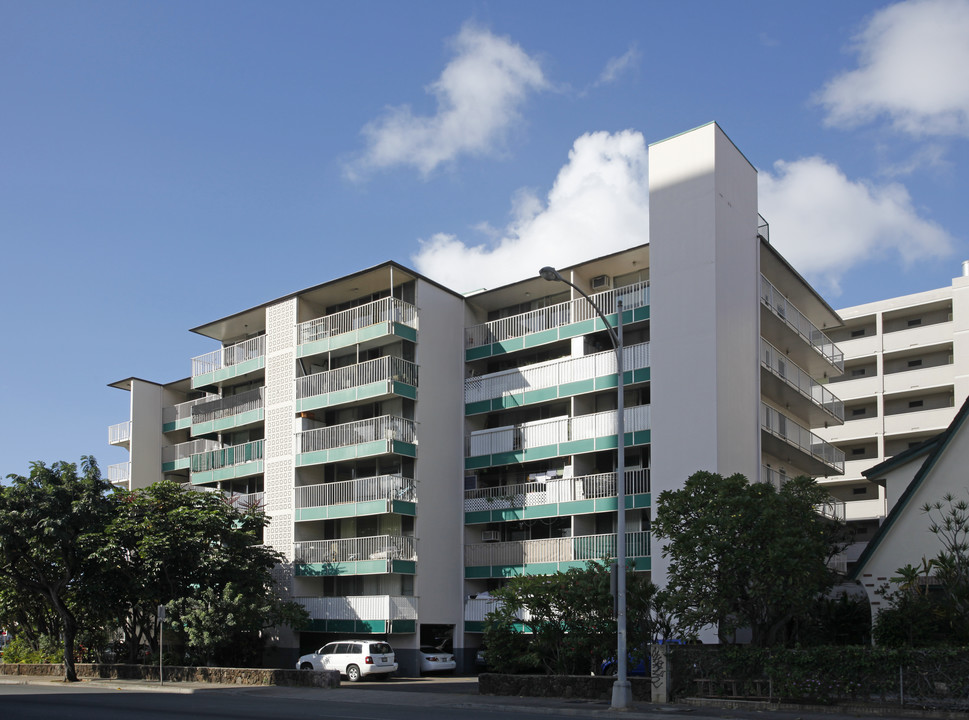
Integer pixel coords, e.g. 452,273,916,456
107,122,846,671
813,268,969,566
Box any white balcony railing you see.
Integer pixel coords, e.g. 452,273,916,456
162,438,223,465
466,281,649,349
466,405,650,458
295,595,418,623
465,342,650,405
465,596,533,624
107,462,131,485
162,396,215,426
762,404,845,471
191,387,265,425
298,415,416,454
465,531,651,568
464,469,649,513
762,340,844,421
297,475,416,509
225,491,265,512
108,421,131,445
191,335,266,378
761,276,843,371
191,439,264,473
295,535,417,564
844,497,887,522
298,297,418,346
297,357,418,400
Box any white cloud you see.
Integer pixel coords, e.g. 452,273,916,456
758,156,954,294
596,46,640,86
348,24,548,179
818,0,969,137
412,130,649,293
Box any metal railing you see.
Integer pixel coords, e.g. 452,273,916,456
757,213,769,242
294,535,417,564
191,335,266,378
761,340,844,421
761,466,846,521
297,475,416,508
761,403,845,471
108,421,131,445
464,469,649,512
466,405,650,458
466,280,649,349
191,387,265,425
162,438,223,464
465,342,649,404
297,297,418,346
225,491,265,511
760,276,843,371
465,530,651,568
297,357,418,400
191,439,264,473
162,396,215,426
294,595,418,622
107,462,130,485
298,415,416,454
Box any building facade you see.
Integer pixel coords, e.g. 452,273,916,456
107,122,846,671
813,268,969,566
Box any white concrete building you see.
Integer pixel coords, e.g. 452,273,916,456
107,123,846,671
813,268,969,566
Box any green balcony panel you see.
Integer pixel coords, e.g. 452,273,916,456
192,356,265,390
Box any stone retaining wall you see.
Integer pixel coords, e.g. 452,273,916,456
478,673,653,701
0,663,339,688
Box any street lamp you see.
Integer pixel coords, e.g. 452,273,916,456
539,266,631,710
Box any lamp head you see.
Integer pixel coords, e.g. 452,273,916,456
539,266,563,282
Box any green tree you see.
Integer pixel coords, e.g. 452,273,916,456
653,471,845,646
99,481,307,665
482,563,666,675
0,457,117,681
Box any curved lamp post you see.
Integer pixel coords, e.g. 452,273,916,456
539,267,630,710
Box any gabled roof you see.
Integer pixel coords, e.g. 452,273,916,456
849,396,969,580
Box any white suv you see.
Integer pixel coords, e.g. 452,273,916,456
296,640,397,682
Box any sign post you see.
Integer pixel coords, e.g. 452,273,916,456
157,605,166,686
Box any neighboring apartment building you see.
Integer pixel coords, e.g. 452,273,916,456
106,122,846,672
813,268,969,567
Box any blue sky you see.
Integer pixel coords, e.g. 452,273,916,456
3,0,968,476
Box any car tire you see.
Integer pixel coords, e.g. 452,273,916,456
300,662,313,670
346,664,361,682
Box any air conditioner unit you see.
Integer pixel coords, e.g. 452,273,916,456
481,530,500,543
591,275,611,290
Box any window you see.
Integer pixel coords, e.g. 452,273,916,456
852,487,868,495
852,448,867,456
851,368,867,377
851,408,867,417
907,318,922,327
907,359,923,368
909,400,924,409
851,329,865,338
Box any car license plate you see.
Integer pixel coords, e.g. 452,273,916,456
380,656,387,662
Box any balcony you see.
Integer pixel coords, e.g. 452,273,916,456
882,320,953,353
108,420,131,447
296,357,418,413
831,333,880,358
162,396,214,432
296,415,417,467
465,530,651,579
844,497,887,522
225,491,265,512
465,342,650,415
464,469,650,525
883,365,955,395
295,475,417,521
761,404,844,476
294,535,417,576
884,406,954,436
465,405,651,470
162,438,223,472
107,462,130,487
464,596,532,632
465,281,649,361
760,276,843,376
191,336,266,389
190,440,264,484
827,374,880,401
191,387,265,436
760,466,845,521
295,595,418,635
297,297,418,358
761,340,844,425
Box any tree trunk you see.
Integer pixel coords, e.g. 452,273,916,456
48,592,79,682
